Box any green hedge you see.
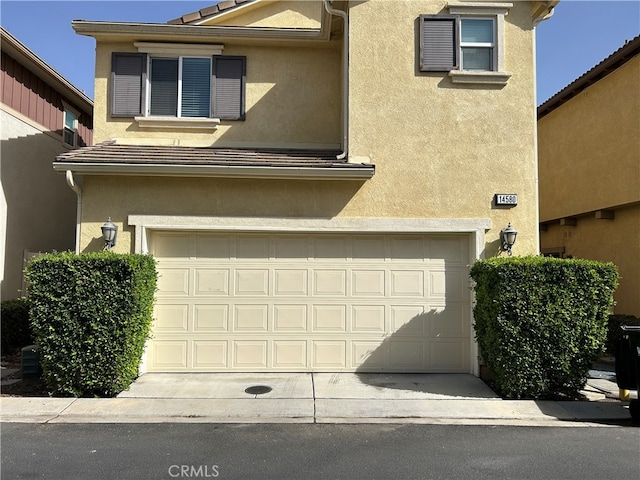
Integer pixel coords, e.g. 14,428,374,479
26,252,157,397
1,297,34,355
470,256,618,399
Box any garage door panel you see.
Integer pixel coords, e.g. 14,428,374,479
390,236,424,260
313,341,347,368
273,341,307,368
195,235,230,259
429,340,469,372
148,232,472,373
235,269,269,296
313,305,347,332
233,341,268,368
274,236,309,260
313,236,348,260
428,269,470,302
274,269,308,296
390,270,424,296
154,233,191,258
352,236,385,260
428,236,470,265
352,341,386,369
195,269,230,296
152,340,188,369
389,340,425,370
234,305,269,332
427,304,470,337
157,268,190,296
352,270,385,296
390,305,426,333
313,270,347,296
154,305,189,332
235,235,270,259
193,305,228,331
193,341,227,368
351,305,386,332
273,305,308,332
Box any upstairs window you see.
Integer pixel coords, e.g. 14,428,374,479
460,18,495,71
419,2,511,85
62,104,79,147
149,57,212,118
111,52,246,121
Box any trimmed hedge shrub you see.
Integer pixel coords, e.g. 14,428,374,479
607,314,640,355
470,256,618,399
1,297,34,355
26,252,157,397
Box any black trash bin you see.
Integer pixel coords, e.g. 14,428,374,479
615,325,640,423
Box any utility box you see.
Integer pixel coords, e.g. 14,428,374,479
21,345,42,379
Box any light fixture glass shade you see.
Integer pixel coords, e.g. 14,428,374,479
101,217,118,250
500,223,517,255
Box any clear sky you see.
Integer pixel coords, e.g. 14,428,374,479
1,1,639,105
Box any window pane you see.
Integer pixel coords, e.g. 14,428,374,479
64,111,77,130
462,47,492,70
461,19,493,43
181,58,211,118
63,128,75,146
150,58,178,116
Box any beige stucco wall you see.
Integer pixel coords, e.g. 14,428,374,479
538,55,640,221
206,0,323,28
538,53,640,316
92,42,341,148
347,0,539,254
82,0,541,260
1,108,77,300
540,204,640,316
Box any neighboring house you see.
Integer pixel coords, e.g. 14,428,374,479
1,27,93,301
55,0,557,374
538,35,640,317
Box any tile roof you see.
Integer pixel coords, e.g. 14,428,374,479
55,142,361,167
538,35,640,119
167,0,259,25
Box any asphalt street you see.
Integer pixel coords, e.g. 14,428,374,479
2,423,639,480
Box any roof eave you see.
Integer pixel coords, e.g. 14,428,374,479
71,20,331,44
53,162,375,181
0,27,93,111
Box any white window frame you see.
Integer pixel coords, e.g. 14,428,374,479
447,2,512,85
459,17,496,71
61,101,80,147
134,42,223,130
146,55,213,119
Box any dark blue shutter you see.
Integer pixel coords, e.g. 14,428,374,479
419,16,459,72
111,53,146,117
213,56,246,121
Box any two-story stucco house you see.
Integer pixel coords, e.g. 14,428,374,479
54,0,557,374
538,35,640,317
1,27,93,301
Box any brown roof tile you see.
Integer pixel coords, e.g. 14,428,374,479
167,0,260,25
55,143,371,170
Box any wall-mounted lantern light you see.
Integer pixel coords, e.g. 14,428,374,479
101,217,118,251
500,223,517,256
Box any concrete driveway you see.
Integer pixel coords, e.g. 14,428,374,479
1,372,633,425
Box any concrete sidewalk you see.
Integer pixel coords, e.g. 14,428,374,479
1,373,635,426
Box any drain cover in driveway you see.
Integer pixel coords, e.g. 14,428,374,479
245,385,272,395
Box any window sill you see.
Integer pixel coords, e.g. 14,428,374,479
448,70,512,85
134,117,221,130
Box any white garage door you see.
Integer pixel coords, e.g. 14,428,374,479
146,231,471,372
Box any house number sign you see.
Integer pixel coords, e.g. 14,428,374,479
495,194,518,206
